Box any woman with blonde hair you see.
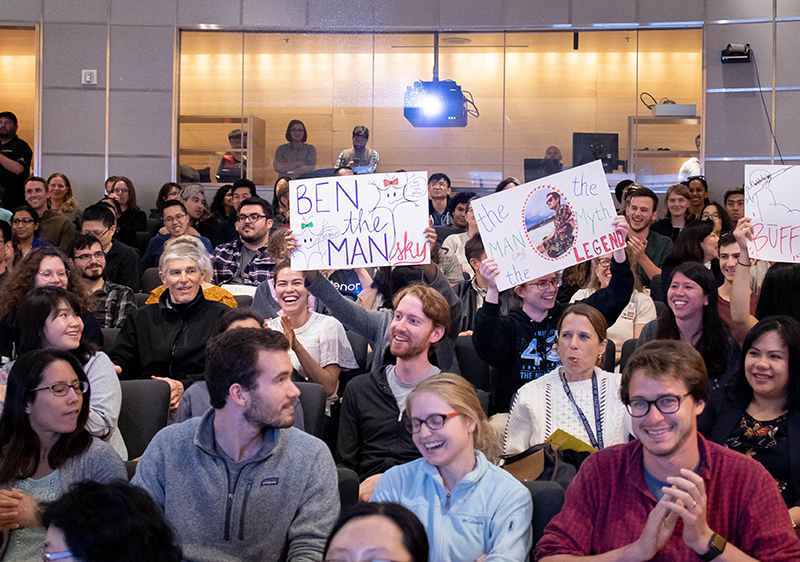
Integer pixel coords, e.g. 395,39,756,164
372,372,533,562
46,172,81,227
504,303,632,455
651,182,695,242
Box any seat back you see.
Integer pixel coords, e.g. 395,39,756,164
142,267,162,294
650,274,663,303
233,294,253,308
337,467,360,507
619,338,638,371
602,339,615,372
134,292,149,308
101,327,120,352
523,480,566,545
118,380,171,459
455,335,490,391
295,381,326,439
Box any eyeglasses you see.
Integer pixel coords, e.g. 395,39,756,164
597,258,612,267
163,213,187,224
82,225,113,239
73,251,105,262
12,218,34,225
112,187,129,194
43,552,74,561
237,213,267,224
290,127,305,133
404,412,461,434
524,277,562,291
37,269,69,280
30,381,89,397
701,213,719,220
625,393,691,418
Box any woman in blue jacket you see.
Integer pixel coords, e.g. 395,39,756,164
372,373,533,562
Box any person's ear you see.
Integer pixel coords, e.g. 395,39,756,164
429,326,445,345
158,269,166,284
229,383,247,407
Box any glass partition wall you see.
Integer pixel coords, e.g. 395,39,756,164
178,28,701,193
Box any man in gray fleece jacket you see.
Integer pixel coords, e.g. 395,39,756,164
132,328,339,562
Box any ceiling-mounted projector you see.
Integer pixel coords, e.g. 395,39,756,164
404,80,468,128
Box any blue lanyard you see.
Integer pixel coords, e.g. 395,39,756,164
558,368,604,450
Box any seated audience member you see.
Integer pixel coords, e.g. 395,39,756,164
504,304,632,455
336,125,379,173
544,145,565,171
716,232,758,344
638,262,740,392
174,307,305,429
441,192,477,273
80,204,142,292
145,236,236,307
97,196,121,221
46,172,81,228
624,186,673,288
142,200,212,269
427,173,452,226
149,181,181,220
373,373,533,561
3,287,126,459
271,176,291,228
0,350,126,560
724,187,745,223
699,316,800,527
0,219,11,285
11,204,47,264
0,246,103,358
180,183,219,244
132,328,338,562
111,235,230,409
107,176,146,247
70,234,135,329
210,183,235,222
686,174,711,217
265,259,357,414
614,179,637,213
297,229,460,497
678,133,702,180
454,233,514,334
651,182,694,243
334,166,355,176
495,177,521,192
24,175,75,253
570,254,656,363
473,215,632,414
274,119,317,178
216,128,247,183
212,196,276,287
536,340,800,562
42,481,182,562
212,179,257,246
324,502,429,562
659,219,722,300
701,202,733,237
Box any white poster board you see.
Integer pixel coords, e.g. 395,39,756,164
475,160,624,292
289,171,430,270
745,164,800,263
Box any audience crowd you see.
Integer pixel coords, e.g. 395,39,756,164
0,109,797,561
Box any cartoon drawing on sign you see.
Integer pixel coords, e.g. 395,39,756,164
369,173,426,252
291,218,340,269
524,188,577,259
747,166,800,220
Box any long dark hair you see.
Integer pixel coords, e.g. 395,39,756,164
756,263,800,321
729,316,800,412
323,502,429,562
0,349,92,484
210,184,234,218
662,219,715,268
657,262,731,382
14,287,98,363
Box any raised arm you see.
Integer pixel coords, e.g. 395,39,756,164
729,218,757,332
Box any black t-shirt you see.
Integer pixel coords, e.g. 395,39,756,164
0,135,32,211
327,269,363,301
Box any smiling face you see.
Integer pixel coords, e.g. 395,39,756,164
25,180,48,213
557,313,607,379
687,180,707,209
47,176,68,206
73,241,106,281
42,300,84,351
667,192,690,219
326,515,412,562
12,210,37,242
718,242,740,283
701,205,722,235
36,256,69,289
160,257,202,304
667,271,708,323
593,254,613,289
628,370,704,459
514,273,559,316
243,350,299,429
625,196,655,233
162,205,189,238
25,359,83,441
274,267,308,315
700,231,719,262
409,391,476,475
389,295,443,360
745,330,790,404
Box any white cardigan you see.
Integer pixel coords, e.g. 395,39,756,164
503,366,632,455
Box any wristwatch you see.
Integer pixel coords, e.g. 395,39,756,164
699,532,727,561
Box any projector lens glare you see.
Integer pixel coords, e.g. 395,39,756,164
422,96,442,116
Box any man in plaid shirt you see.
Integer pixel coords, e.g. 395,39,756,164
212,196,275,286
70,234,135,329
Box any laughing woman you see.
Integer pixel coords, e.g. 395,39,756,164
372,373,533,562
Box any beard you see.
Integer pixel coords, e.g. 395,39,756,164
243,392,294,430
389,331,433,360
82,269,103,281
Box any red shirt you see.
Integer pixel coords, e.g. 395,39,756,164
536,434,800,561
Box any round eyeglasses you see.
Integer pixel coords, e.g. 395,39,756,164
404,412,461,434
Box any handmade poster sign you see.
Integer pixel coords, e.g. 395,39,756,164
744,164,800,263
475,160,624,292
289,171,430,270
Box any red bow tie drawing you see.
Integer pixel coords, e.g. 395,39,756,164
384,178,399,187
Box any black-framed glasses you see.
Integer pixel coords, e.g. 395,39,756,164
73,251,105,262
43,551,74,561
82,225,112,239
12,218,34,225
30,381,89,397
625,393,691,418
404,412,461,434
237,213,266,224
